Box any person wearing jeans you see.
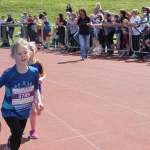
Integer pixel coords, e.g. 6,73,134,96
74,8,92,60
79,34,90,58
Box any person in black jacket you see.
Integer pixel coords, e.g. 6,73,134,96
66,3,72,13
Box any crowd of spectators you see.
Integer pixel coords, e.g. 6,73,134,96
0,2,150,60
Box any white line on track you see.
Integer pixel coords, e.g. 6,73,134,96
46,67,150,91
36,57,150,76
45,79,150,119
44,109,101,150
54,121,150,142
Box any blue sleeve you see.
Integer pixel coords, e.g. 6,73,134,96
34,70,39,90
0,71,8,88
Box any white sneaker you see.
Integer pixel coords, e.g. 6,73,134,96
130,53,138,59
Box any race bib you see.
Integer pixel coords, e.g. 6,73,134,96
12,86,34,106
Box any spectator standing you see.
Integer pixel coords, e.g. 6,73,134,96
56,13,67,45
51,26,59,50
74,8,92,60
4,13,15,44
129,9,141,58
42,16,51,48
66,3,72,13
67,12,78,52
113,14,121,50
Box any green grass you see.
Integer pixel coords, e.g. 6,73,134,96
0,0,149,25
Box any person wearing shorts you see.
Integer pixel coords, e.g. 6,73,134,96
28,42,46,139
42,16,51,48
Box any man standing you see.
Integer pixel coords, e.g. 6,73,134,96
66,3,72,13
4,13,15,44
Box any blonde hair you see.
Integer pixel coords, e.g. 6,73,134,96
29,42,37,52
96,2,101,8
131,9,139,15
71,12,77,18
11,38,29,55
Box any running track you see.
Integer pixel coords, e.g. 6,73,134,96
0,48,150,150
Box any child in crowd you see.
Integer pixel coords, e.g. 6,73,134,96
51,26,59,50
89,14,95,48
42,16,51,48
113,14,121,50
96,2,102,12
122,19,130,51
0,38,44,150
104,13,115,55
28,42,46,139
33,15,42,49
67,12,78,52
93,14,103,52
66,12,71,21
0,15,6,25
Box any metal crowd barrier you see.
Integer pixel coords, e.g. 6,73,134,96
129,26,150,58
0,24,25,47
1,22,150,60
40,25,68,51
89,26,130,57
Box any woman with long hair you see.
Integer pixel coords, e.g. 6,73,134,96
74,8,92,60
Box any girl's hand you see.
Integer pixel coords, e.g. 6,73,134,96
38,78,43,84
37,102,44,111
34,102,44,116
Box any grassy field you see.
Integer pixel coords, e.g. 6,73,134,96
0,0,149,25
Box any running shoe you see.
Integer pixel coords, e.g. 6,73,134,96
29,130,39,139
82,57,85,61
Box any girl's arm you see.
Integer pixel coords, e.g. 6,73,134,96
39,74,46,84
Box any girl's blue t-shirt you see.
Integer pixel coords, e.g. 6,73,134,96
0,65,39,120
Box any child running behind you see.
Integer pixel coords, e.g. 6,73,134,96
0,38,44,150
28,42,46,139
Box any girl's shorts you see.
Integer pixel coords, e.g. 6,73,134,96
43,32,51,40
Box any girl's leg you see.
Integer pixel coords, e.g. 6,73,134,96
29,103,38,139
15,119,28,149
4,117,27,150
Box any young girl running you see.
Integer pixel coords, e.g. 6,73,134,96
0,38,44,150
28,42,46,139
